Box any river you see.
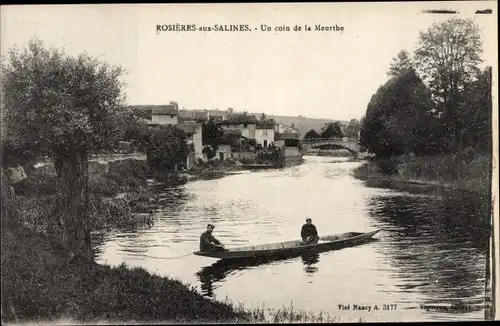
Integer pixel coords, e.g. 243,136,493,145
94,156,489,322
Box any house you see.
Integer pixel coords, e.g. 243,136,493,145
255,121,275,148
274,132,300,148
178,109,209,122
178,108,233,123
274,132,302,164
218,113,257,140
207,109,230,121
215,145,232,161
134,102,179,126
178,121,203,161
274,122,299,135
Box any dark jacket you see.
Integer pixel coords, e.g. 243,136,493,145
200,231,222,251
301,224,318,240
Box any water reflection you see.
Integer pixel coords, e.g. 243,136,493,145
155,185,191,217
367,193,488,308
197,253,324,297
301,253,320,274
96,157,489,321
197,258,277,297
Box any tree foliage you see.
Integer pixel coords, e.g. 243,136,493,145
2,38,129,166
201,118,224,159
360,18,491,163
388,50,414,78
146,125,188,171
304,129,321,139
455,66,492,153
360,69,437,158
320,122,343,138
2,37,134,259
414,18,483,150
344,119,361,138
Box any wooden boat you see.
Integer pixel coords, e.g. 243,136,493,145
193,229,381,260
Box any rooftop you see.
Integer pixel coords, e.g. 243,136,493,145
178,121,201,134
256,121,275,129
218,114,257,125
275,132,300,140
133,103,179,116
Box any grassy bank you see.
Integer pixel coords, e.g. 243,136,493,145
352,152,491,195
187,158,247,180
11,160,157,234
3,158,340,324
1,222,250,324
1,221,341,324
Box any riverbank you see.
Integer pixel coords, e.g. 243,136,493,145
1,222,337,324
0,220,250,323
352,152,491,196
3,159,334,324
186,158,248,180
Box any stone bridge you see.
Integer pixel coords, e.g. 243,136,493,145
300,137,360,156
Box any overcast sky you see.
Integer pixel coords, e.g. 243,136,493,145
1,2,497,120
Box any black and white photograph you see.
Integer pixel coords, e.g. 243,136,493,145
1,2,498,324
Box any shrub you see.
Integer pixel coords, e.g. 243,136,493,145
108,159,149,180
88,176,122,197
105,171,128,187
12,171,59,196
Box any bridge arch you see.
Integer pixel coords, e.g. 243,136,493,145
300,137,360,157
312,143,358,155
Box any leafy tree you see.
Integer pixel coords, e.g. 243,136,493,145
414,18,483,151
344,119,361,138
201,118,224,159
304,129,320,139
388,50,414,78
220,131,242,151
120,108,150,147
360,69,437,158
456,66,492,153
146,125,188,171
321,122,343,138
2,37,132,259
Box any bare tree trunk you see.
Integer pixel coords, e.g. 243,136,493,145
58,150,92,260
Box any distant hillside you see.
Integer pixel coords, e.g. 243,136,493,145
256,114,348,139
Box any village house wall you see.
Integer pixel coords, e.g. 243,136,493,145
192,128,203,160
255,128,275,147
216,145,232,161
151,114,178,125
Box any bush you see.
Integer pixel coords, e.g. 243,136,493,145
12,171,59,196
209,159,222,167
1,225,247,324
108,159,149,180
88,176,122,197
105,171,128,187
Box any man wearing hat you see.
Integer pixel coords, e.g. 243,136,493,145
301,218,319,245
200,223,227,252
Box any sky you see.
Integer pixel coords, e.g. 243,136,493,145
1,2,497,121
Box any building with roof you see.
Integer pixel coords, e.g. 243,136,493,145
255,121,276,148
133,102,179,126
274,122,299,135
218,113,257,140
178,121,203,168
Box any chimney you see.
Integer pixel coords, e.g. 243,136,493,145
228,108,234,115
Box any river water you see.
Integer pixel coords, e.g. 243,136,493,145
95,156,489,322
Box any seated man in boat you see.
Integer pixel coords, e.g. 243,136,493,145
200,224,227,252
301,218,319,245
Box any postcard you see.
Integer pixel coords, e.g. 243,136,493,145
1,2,497,324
